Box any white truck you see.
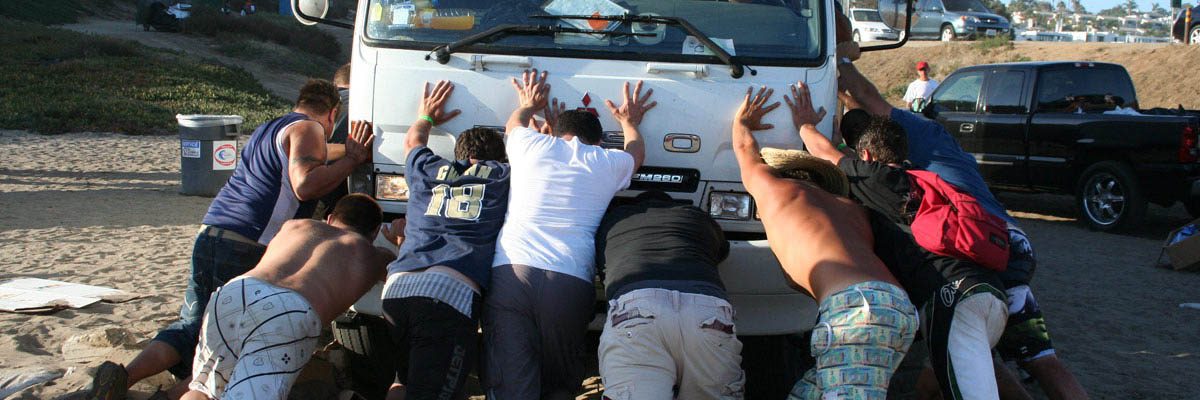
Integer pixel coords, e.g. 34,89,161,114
292,0,911,397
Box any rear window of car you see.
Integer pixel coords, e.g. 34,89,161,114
1035,66,1136,113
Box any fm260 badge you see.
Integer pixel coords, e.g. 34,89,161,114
212,141,237,170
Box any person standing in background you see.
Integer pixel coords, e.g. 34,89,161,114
904,61,939,111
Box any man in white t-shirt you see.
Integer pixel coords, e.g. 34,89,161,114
482,69,655,400
903,61,939,111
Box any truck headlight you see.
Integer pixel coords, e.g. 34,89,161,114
375,173,409,201
709,192,753,220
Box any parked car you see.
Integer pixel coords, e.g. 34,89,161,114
923,62,1200,231
1173,5,1200,44
849,8,900,42
898,0,1011,41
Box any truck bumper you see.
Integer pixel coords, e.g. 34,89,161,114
350,239,818,336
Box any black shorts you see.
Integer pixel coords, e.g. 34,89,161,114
382,295,482,400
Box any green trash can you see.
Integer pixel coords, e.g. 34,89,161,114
177,114,244,197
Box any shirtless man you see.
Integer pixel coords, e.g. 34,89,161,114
180,194,397,400
731,87,918,399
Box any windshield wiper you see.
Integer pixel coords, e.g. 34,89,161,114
531,14,750,78
427,24,655,64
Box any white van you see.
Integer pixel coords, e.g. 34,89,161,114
293,0,910,396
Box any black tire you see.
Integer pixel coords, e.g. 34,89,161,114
940,24,955,41
1076,161,1146,231
332,312,397,399
1190,25,1200,45
853,30,861,43
740,334,812,400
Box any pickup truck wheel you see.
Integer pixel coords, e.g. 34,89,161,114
853,30,861,43
1191,25,1200,45
1077,162,1146,231
331,312,397,399
940,25,956,41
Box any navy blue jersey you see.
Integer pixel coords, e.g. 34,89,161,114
202,112,310,244
387,146,511,289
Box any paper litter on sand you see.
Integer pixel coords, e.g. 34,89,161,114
0,278,142,313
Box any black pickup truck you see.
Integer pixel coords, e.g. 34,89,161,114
922,61,1200,231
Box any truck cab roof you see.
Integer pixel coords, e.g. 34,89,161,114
952,61,1127,72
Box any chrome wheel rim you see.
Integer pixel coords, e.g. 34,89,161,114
942,28,953,41
1083,173,1125,226
1191,28,1200,45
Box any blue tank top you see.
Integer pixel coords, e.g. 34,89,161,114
387,146,512,290
202,112,310,244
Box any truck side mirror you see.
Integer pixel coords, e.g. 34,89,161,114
922,102,939,119
861,0,915,52
291,0,352,29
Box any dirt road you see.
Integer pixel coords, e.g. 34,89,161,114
60,18,310,100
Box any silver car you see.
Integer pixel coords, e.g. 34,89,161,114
883,0,1011,41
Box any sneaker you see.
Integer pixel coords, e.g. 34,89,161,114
84,361,128,400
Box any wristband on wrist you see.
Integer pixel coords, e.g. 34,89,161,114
837,143,848,150
419,115,435,125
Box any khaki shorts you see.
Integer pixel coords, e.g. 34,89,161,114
599,288,745,400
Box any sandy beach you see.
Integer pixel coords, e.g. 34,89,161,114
2,129,1199,399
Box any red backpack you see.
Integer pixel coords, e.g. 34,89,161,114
907,170,1011,271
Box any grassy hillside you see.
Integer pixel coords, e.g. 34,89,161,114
858,40,1200,110
0,18,291,135
0,0,114,25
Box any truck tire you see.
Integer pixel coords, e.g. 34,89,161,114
1076,161,1146,231
1191,25,1200,46
331,312,396,399
940,25,956,41
740,334,812,399
853,30,861,43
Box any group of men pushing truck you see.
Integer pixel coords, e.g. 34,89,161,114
85,40,1090,400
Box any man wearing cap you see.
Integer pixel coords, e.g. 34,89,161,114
904,61,939,111
88,79,375,400
732,86,918,399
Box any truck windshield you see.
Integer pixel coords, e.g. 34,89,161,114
942,0,992,13
363,0,824,66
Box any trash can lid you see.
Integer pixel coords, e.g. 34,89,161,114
176,114,244,128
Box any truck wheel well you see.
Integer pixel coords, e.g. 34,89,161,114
1070,151,1131,194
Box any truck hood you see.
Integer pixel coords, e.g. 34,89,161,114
361,52,836,184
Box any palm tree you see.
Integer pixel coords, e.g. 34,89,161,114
1124,0,1139,14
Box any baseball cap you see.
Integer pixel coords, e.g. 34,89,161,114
916,61,929,70
760,148,849,196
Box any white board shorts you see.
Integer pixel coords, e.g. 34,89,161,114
189,276,321,400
